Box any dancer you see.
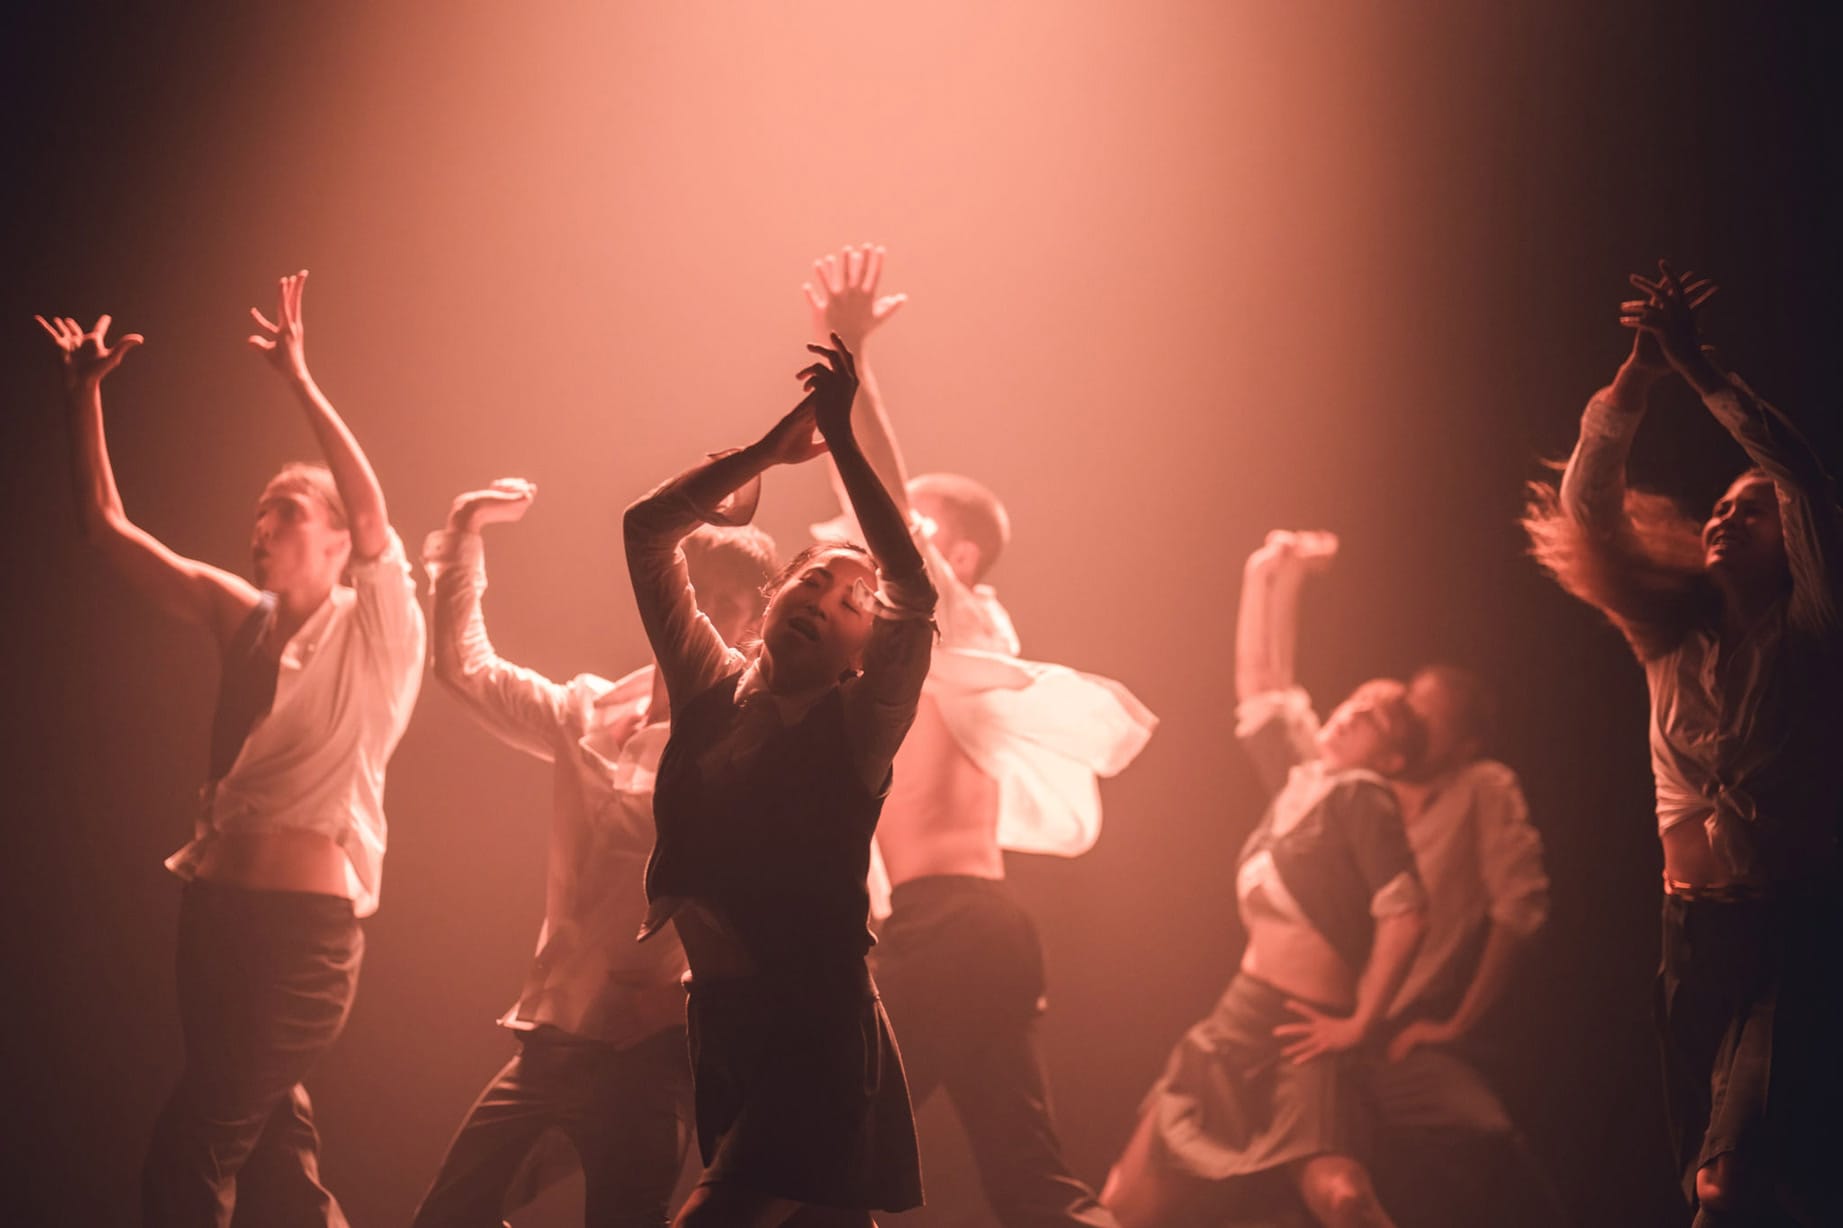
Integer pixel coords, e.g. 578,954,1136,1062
1365,666,1566,1228
1102,530,1426,1228
1525,263,1842,1226
802,243,1157,1228
413,478,777,1226
38,271,425,1227
624,335,933,1227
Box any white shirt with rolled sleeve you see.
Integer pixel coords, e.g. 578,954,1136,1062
166,528,426,918
423,528,689,1047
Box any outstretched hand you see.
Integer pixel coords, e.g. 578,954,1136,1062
1273,999,1366,1065
1620,260,1719,381
803,244,906,350
248,270,312,381
800,334,861,441
36,314,144,391
448,478,537,534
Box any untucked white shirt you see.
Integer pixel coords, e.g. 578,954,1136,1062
167,529,426,918
425,529,688,1046
816,510,1159,915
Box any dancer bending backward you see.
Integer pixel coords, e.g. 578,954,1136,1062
38,272,425,1227
1103,531,1427,1228
1525,264,1843,1226
803,244,1157,1228
1231,535,1562,1225
414,478,776,1226
624,335,935,1228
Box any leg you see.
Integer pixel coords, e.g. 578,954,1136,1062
1100,1107,1206,1228
562,1028,696,1228
1363,1046,1569,1228
881,879,1112,1228
229,1085,348,1228
941,1013,1116,1228
1292,1155,1397,1228
411,1044,577,1228
143,885,362,1228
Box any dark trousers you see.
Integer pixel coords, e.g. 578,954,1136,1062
1361,1044,1571,1228
1658,888,1842,1225
142,881,363,1228
873,875,1117,1228
411,1025,694,1228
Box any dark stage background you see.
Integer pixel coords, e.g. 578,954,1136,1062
3,2,1840,1224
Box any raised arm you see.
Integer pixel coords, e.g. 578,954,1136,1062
426,479,577,759
1234,530,1336,702
38,314,259,645
1628,262,1843,635
805,245,915,527
805,336,938,789
248,271,390,562
624,400,826,708
1526,268,1719,657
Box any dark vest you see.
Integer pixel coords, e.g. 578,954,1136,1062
1238,773,1418,974
208,593,280,780
648,671,890,973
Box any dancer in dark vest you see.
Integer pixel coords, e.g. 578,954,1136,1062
38,271,424,1227
624,335,936,1228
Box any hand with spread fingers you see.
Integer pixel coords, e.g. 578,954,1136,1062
1620,260,1722,391
36,313,144,392
449,478,539,534
800,333,861,443
1273,999,1367,1065
248,269,313,382
804,244,907,352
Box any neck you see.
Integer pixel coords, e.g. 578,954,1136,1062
1716,578,1779,637
271,581,334,637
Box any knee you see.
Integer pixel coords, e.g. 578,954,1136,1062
1297,1157,1391,1228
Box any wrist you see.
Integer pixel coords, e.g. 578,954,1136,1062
1609,361,1663,403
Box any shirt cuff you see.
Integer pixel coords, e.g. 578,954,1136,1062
1370,870,1426,918
420,529,483,590
1234,686,1314,739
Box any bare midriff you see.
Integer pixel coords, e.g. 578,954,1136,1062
1239,917,1355,1013
1660,818,1735,889
194,828,352,900
875,695,1004,888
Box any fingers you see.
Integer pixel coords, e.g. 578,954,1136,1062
873,292,907,322
289,269,307,323
845,246,865,290
117,333,145,354
820,252,845,296
1686,282,1719,311
248,335,278,351
862,243,884,292
803,281,826,315
251,306,280,333
1281,1036,1325,1064
93,313,113,343
1283,999,1324,1022
34,314,70,345
489,477,536,496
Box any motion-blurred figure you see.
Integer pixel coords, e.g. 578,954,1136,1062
626,336,933,1227
1525,262,1843,1226
412,478,776,1227
38,271,425,1228
803,244,1157,1228
1102,531,1426,1228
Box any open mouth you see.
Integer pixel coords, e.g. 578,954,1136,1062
785,614,820,642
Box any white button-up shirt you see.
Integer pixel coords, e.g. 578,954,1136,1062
424,529,689,1046
167,529,426,918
